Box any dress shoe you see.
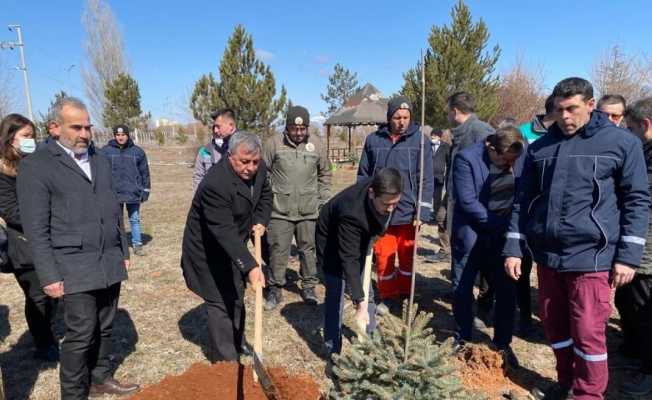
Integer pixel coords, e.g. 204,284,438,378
89,377,140,397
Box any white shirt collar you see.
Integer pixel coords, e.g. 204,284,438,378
56,141,88,161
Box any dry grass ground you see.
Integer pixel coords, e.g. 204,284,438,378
0,146,646,399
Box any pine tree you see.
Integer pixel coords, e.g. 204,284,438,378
401,0,500,129
189,25,287,135
329,303,481,400
321,63,360,116
103,73,142,129
35,90,67,140
189,73,220,126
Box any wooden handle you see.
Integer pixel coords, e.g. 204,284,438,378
253,231,263,383
356,243,374,339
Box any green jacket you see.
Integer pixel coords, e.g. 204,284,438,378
263,133,332,221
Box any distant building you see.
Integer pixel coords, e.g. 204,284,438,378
155,118,178,128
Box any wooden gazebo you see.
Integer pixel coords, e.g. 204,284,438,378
324,83,388,162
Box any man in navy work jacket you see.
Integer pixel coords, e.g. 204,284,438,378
357,96,433,311
102,125,151,256
451,125,526,367
503,77,650,400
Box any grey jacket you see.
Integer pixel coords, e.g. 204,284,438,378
17,140,129,294
192,138,229,192
451,114,494,158
263,133,331,221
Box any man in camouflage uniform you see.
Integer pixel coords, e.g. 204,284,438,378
263,106,331,310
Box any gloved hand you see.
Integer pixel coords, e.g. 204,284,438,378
141,190,150,203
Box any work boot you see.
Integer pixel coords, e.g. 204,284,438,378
133,245,146,256
621,372,652,396
530,383,573,400
264,287,282,311
301,287,318,305
89,377,140,397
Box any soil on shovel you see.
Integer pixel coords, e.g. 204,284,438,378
456,344,528,399
128,362,321,400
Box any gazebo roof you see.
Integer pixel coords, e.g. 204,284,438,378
324,83,388,126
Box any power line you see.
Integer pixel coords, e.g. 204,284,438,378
0,25,33,120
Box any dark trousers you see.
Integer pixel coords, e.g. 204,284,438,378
323,272,376,355
60,283,121,400
431,184,450,252
13,269,58,349
205,298,245,362
477,256,533,324
615,274,652,373
453,237,516,347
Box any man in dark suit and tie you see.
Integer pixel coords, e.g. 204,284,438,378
17,97,138,399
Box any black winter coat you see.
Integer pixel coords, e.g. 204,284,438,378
316,179,389,302
17,140,129,294
101,139,151,204
181,157,272,303
0,171,34,272
432,141,451,185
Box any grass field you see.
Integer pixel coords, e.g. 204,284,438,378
0,145,644,399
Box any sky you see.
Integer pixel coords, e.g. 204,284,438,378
1,0,651,125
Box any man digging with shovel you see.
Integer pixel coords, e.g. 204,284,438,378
317,168,402,357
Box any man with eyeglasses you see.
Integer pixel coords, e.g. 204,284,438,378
597,94,626,127
262,106,331,310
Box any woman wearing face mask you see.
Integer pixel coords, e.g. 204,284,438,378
0,113,59,362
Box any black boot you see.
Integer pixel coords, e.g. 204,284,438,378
264,287,282,311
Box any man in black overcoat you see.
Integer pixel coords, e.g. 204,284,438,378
17,97,138,399
181,131,271,362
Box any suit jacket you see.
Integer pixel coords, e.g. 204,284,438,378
316,178,388,302
432,141,451,185
181,157,272,303
17,140,129,294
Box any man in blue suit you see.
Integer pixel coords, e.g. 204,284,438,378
451,125,526,367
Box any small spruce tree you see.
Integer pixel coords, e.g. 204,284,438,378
329,303,480,400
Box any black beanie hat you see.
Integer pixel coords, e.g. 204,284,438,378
286,106,310,127
387,96,412,121
113,124,130,135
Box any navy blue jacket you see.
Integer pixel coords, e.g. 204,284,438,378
503,111,650,272
101,139,151,204
452,142,526,257
357,122,434,225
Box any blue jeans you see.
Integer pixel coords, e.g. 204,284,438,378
323,272,376,355
122,203,142,247
452,236,516,347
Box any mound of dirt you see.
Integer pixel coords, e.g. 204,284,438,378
129,362,321,400
456,344,526,399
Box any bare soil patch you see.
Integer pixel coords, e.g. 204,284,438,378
128,362,320,400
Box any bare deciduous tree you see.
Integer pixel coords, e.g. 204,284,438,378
592,45,652,102
81,0,127,126
493,57,546,125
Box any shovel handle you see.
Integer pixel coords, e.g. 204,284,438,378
253,231,263,383
356,243,374,339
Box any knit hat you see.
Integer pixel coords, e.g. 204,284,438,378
387,96,412,121
113,124,130,135
286,106,310,127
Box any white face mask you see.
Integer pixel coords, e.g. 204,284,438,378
214,137,224,147
431,138,440,145
19,138,36,154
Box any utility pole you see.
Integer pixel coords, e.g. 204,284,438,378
0,25,33,120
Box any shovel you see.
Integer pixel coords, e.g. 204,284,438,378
355,242,374,339
252,231,282,400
